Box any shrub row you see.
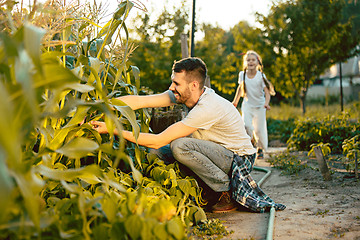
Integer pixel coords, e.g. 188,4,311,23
286,113,360,153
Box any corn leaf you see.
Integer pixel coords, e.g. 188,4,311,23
24,23,45,71
55,137,99,159
36,164,102,183
111,98,140,141
0,151,14,221
63,106,91,128
130,65,140,90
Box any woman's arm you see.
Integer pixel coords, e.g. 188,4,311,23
232,85,242,107
264,87,271,110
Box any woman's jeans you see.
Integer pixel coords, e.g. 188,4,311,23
150,137,234,192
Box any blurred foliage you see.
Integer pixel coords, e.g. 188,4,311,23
267,118,296,143
267,151,308,175
267,101,360,145
342,134,360,172
190,218,234,240
126,0,360,109
0,1,209,239
287,113,360,153
127,2,189,93
308,142,332,157
267,101,360,120
257,0,360,114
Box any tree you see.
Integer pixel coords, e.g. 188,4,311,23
258,0,360,114
195,21,275,101
230,21,277,98
195,23,237,98
128,3,189,93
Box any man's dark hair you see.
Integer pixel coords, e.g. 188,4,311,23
172,57,207,88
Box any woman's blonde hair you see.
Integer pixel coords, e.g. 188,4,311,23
240,50,276,97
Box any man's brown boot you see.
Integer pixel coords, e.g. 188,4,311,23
211,191,237,213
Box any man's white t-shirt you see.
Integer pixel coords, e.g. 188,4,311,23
170,87,256,156
239,71,266,108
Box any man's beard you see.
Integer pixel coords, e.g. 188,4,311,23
173,88,191,104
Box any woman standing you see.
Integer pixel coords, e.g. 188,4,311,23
232,50,275,158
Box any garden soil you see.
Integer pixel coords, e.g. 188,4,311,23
206,147,360,240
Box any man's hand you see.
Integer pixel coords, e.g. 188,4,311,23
264,104,271,110
90,121,109,134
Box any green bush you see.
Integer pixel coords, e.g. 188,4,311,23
342,134,360,172
267,118,296,143
267,151,308,175
287,113,360,153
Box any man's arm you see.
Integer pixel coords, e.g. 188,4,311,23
91,121,197,149
116,90,175,110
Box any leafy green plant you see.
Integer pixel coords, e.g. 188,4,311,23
342,134,359,173
287,113,360,153
308,142,331,157
267,151,308,175
0,1,209,239
267,117,296,143
190,218,234,240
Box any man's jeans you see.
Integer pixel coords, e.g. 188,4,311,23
150,137,234,192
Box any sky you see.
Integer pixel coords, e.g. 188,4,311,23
35,0,273,30
128,0,273,30
35,0,273,40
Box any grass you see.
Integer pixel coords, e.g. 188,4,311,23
267,101,360,120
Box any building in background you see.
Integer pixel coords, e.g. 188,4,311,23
309,55,360,102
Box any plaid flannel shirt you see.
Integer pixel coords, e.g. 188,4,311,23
230,153,276,213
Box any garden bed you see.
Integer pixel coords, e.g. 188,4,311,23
206,148,360,240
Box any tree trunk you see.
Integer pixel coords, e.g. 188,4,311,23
300,95,306,115
313,146,332,181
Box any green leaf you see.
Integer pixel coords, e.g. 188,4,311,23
124,215,143,239
131,65,140,90
49,127,71,150
149,199,177,222
166,217,185,240
55,137,99,159
63,106,90,128
126,156,143,183
62,83,95,93
36,53,81,89
24,23,46,71
12,171,45,230
153,223,169,239
193,207,207,223
178,179,191,195
101,196,117,223
0,151,14,222
15,48,32,86
36,164,102,183
111,98,140,141
0,32,18,57
110,222,126,240
134,146,143,170
113,1,134,20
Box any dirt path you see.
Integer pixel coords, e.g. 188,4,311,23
207,148,360,240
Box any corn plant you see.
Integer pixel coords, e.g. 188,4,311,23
342,135,359,177
0,1,206,239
